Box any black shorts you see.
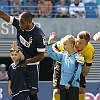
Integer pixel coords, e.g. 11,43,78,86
60,85,79,100
53,61,61,88
12,91,28,100
53,62,86,89
25,65,39,92
80,73,86,88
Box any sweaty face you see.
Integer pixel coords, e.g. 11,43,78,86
75,37,88,51
19,18,29,30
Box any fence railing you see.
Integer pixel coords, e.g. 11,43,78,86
0,6,99,18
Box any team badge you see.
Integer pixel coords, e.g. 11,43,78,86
70,59,74,64
42,36,46,45
29,37,33,44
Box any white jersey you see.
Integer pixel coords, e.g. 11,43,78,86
69,2,85,15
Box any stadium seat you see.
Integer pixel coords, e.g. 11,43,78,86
0,2,10,15
85,2,98,18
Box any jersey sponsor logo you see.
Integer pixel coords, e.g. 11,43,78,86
19,35,31,48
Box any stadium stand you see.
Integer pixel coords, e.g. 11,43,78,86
85,1,98,18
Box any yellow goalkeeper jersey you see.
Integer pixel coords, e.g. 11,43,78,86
74,42,95,63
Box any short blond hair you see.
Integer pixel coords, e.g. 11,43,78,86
61,35,75,46
10,46,23,53
77,31,90,43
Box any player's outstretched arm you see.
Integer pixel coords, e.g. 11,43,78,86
0,10,10,22
12,41,25,60
82,65,91,76
48,32,56,45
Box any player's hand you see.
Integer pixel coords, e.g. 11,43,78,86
75,53,85,65
93,32,100,41
8,89,12,97
11,41,18,51
48,32,56,44
65,84,70,89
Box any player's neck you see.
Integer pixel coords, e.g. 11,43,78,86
67,49,75,55
28,24,34,30
14,61,19,65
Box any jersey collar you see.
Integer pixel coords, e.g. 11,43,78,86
26,23,35,32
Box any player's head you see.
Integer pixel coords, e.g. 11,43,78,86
19,12,33,30
0,63,7,72
75,31,90,51
61,35,75,51
10,46,23,62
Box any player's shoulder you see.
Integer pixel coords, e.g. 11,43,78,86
34,25,45,37
81,42,94,56
87,42,94,51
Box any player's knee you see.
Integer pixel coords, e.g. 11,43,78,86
79,87,85,94
29,91,36,95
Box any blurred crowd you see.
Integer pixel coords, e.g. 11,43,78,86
0,0,100,18
0,63,8,81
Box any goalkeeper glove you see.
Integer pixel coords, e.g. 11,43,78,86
57,41,64,51
75,52,85,65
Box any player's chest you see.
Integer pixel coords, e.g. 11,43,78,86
18,30,37,48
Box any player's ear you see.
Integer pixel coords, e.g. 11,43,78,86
85,42,88,45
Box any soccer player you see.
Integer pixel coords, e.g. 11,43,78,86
8,41,29,100
0,10,46,100
47,32,83,100
52,31,95,100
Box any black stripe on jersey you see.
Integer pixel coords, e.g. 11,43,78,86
86,63,92,66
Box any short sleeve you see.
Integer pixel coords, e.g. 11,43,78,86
85,48,94,63
37,35,46,52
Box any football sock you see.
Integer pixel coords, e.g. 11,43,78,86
52,92,60,100
79,94,85,100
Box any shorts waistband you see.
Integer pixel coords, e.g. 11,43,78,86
27,62,39,65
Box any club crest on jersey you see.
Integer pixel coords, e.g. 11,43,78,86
29,37,33,44
70,59,74,64
19,35,30,48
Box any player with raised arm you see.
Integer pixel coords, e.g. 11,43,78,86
47,32,83,100
52,31,95,100
0,10,46,100
8,41,29,100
